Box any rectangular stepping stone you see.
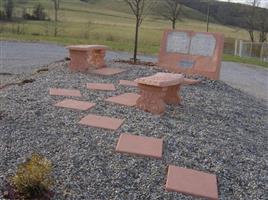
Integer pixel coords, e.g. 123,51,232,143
87,83,116,91
119,80,138,87
49,88,82,97
105,93,140,107
116,133,163,158
55,99,95,111
78,114,124,130
166,165,218,200
91,68,125,75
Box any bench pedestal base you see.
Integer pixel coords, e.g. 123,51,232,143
164,85,181,104
69,49,106,72
136,84,181,115
67,45,108,72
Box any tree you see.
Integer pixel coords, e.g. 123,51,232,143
245,0,261,42
4,0,14,20
258,1,268,42
33,3,46,20
124,0,154,63
206,2,210,32
52,0,60,36
257,9,268,42
158,0,183,29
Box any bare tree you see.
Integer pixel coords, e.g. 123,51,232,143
245,0,261,42
206,2,210,32
124,0,154,63
257,9,268,42
4,0,14,20
158,0,183,30
52,0,60,36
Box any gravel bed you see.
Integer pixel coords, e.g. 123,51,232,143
0,61,267,200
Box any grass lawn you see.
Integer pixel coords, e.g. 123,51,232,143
223,55,268,68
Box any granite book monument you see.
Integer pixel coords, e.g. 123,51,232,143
158,30,224,80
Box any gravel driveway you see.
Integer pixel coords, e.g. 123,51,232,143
1,40,267,102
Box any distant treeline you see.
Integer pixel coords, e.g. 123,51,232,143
180,0,268,30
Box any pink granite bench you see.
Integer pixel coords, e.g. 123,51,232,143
135,73,184,114
66,45,108,72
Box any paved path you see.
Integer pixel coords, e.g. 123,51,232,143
1,41,267,102
0,40,67,74
221,62,268,102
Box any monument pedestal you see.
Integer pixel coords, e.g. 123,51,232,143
67,45,108,72
135,73,184,115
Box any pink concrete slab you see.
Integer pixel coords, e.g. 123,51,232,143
119,80,138,87
166,165,218,200
105,93,140,106
49,88,82,97
91,68,125,76
78,114,124,130
116,133,163,158
54,99,95,111
87,83,116,91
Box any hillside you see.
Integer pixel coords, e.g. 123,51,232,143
0,0,255,54
180,0,268,30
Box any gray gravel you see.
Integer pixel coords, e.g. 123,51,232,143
1,41,267,102
0,61,267,199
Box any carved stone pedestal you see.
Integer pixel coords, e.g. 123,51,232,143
164,85,181,104
67,45,107,72
135,73,184,115
136,84,167,115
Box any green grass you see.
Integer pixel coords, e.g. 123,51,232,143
0,0,267,68
223,55,268,68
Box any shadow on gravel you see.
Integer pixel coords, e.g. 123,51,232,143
19,79,35,85
0,79,36,90
0,73,13,76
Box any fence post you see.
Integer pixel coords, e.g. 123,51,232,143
239,40,243,57
260,42,264,61
250,42,253,57
234,39,238,56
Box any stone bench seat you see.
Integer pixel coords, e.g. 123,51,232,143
135,73,184,114
66,45,108,72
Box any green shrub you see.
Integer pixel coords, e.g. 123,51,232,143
12,153,54,199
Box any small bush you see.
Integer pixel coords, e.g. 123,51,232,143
11,153,54,199
105,34,116,41
23,3,47,21
0,10,6,20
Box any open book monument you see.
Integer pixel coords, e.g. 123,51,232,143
158,30,224,80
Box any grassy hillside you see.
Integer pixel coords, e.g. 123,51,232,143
0,0,257,55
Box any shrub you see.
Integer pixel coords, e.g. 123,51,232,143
23,3,47,21
0,10,6,20
11,153,54,199
32,3,46,20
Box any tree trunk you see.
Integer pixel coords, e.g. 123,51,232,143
259,32,267,43
54,0,58,37
133,17,139,63
172,20,175,30
206,4,210,32
249,30,254,42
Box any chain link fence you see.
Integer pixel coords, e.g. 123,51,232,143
235,40,268,62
